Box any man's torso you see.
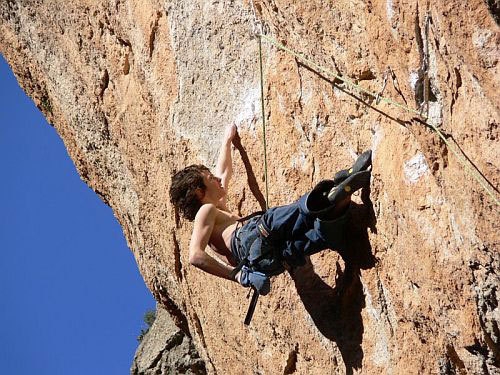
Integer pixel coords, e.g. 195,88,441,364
208,207,240,266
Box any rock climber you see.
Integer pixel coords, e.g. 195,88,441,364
169,124,372,296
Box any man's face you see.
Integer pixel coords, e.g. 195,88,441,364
201,171,225,201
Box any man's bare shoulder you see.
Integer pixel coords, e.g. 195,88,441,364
195,203,240,227
194,203,218,224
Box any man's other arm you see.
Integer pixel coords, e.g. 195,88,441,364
215,124,236,200
189,204,236,281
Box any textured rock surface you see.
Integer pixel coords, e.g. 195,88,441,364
131,305,206,374
1,1,499,374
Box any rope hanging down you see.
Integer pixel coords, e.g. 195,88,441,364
254,32,499,207
258,36,270,209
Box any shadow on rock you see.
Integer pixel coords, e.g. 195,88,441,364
232,133,267,211
338,190,378,269
291,194,377,374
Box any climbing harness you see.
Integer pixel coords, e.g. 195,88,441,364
230,211,266,279
231,211,285,325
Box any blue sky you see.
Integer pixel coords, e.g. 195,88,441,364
0,55,155,374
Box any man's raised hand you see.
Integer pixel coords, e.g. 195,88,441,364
224,123,237,144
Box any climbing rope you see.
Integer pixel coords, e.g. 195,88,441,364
258,36,270,209
253,30,499,206
250,0,270,209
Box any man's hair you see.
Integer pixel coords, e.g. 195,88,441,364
169,164,210,221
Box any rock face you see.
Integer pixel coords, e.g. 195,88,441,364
1,1,499,374
131,305,206,374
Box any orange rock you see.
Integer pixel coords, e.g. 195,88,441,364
1,1,498,373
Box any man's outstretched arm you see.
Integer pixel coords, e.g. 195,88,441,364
189,203,236,281
215,124,236,193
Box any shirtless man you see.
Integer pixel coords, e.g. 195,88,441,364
169,124,372,295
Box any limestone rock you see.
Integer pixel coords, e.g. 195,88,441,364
1,1,499,374
131,305,206,375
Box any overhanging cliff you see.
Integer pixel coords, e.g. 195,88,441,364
1,1,499,373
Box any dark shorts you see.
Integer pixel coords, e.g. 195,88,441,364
231,193,349,271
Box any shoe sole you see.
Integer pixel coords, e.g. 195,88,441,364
328,170,371,204
333,150,372,185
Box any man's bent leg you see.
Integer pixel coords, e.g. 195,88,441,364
319,195,351,221
260,175,367,265
306,210,349,255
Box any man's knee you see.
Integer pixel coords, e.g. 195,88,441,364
299,180,336,216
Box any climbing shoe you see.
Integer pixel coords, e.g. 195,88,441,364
327,170,371,205
333,150,372,186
